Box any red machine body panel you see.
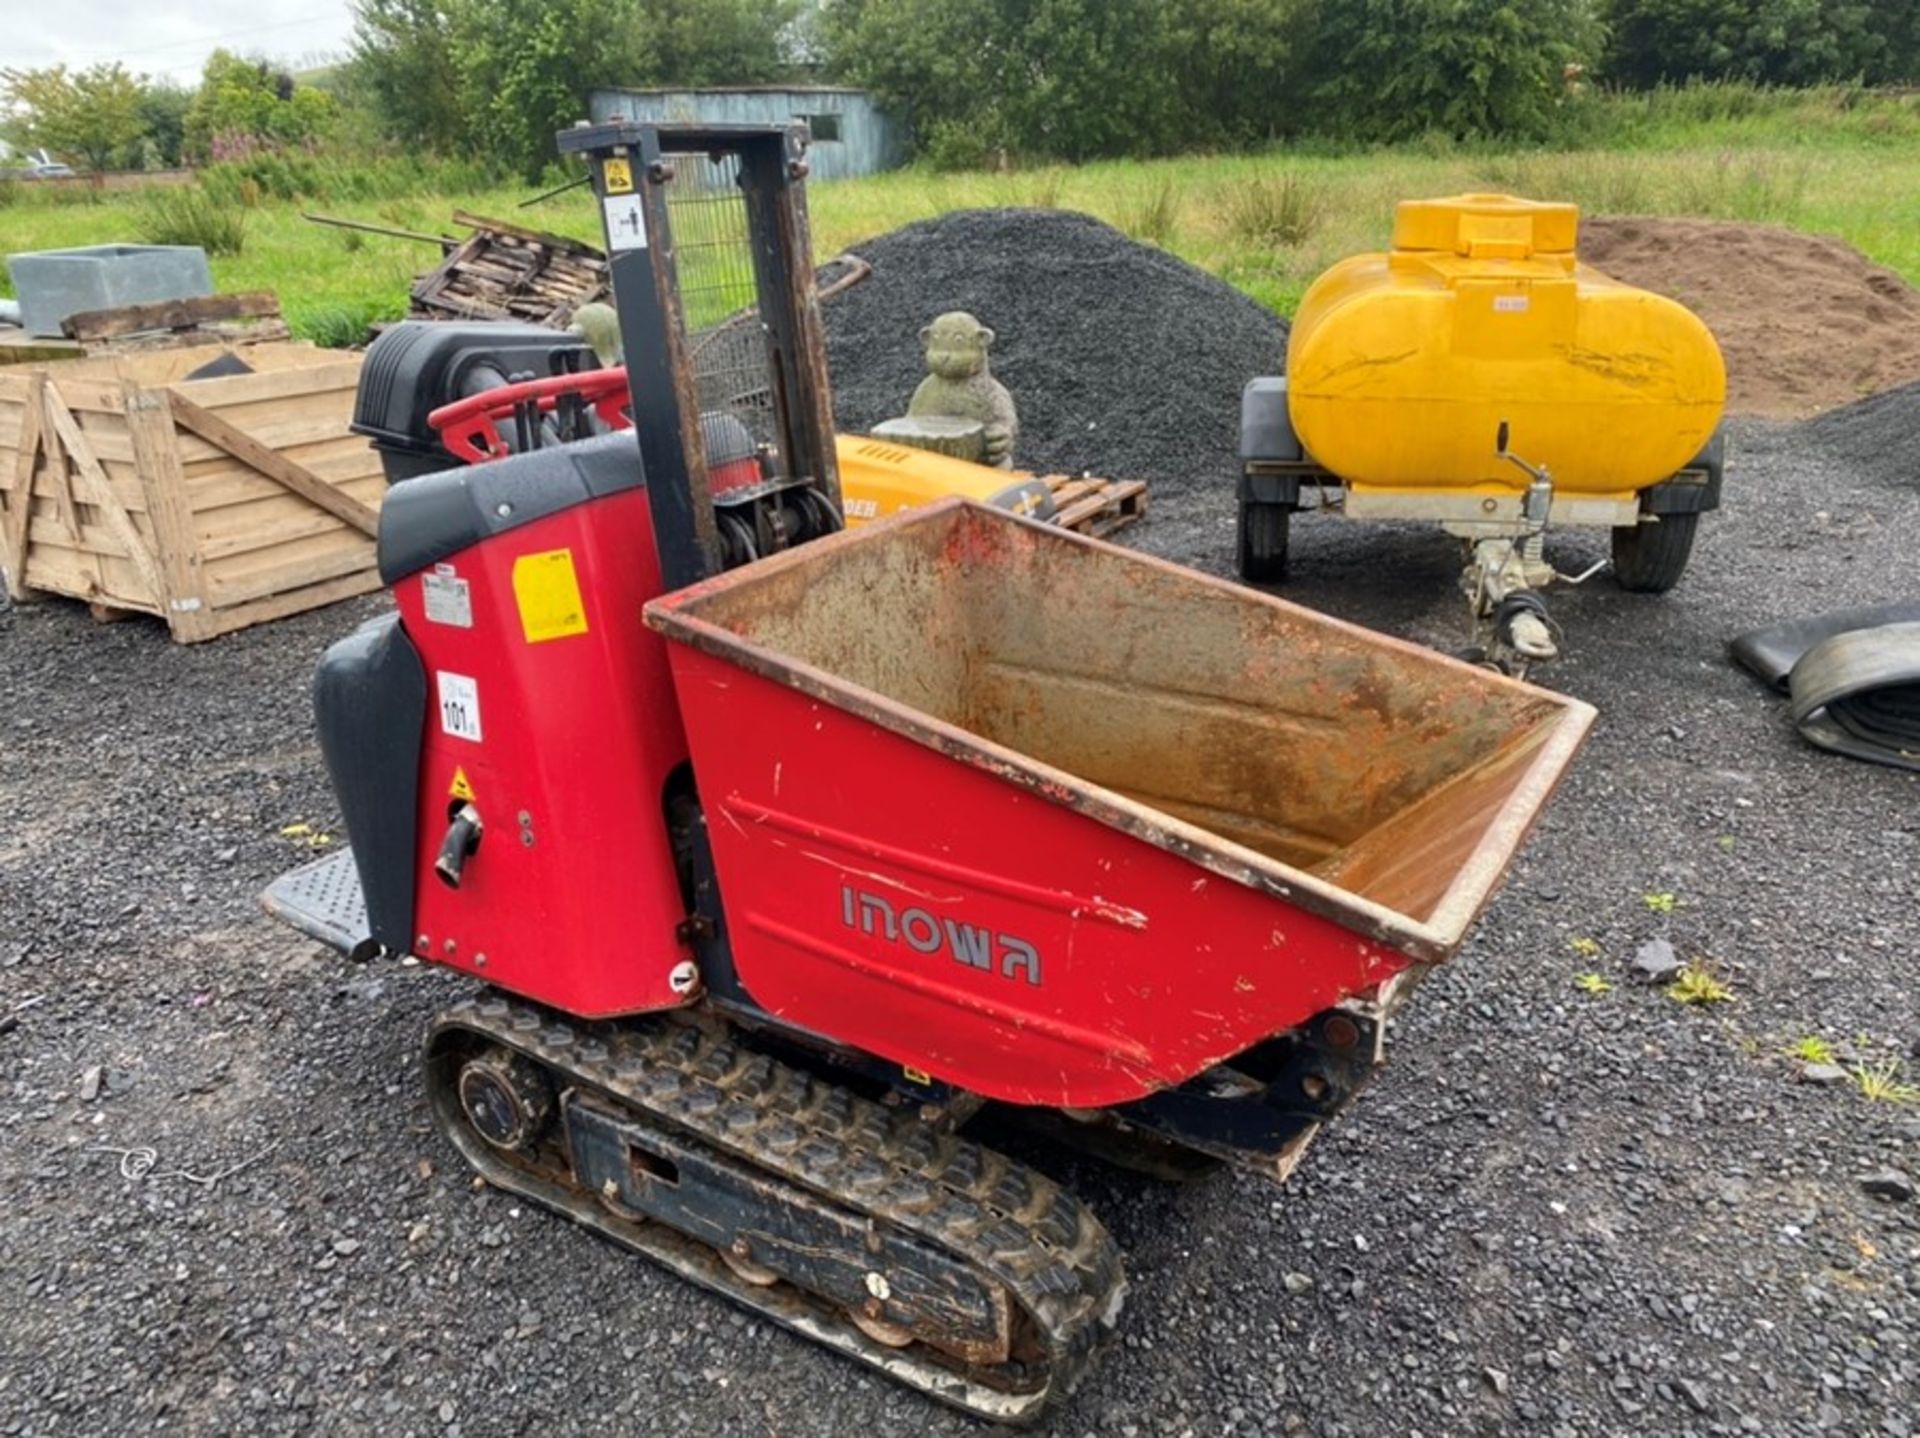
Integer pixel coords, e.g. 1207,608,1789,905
658,643,1413,1109
393,487,693,1016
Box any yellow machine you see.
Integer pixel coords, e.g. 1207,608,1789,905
1239,193,1728,667
834,432,1056,526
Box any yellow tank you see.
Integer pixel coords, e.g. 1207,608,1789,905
1286,194,1725,499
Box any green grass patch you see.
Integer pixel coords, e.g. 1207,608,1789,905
137,187,250,257
1788,1035,1837,1065
6,91,1920,346
1118,176,1183,247
1852,1058,1920,1104
295,298,409,349
1220,173,1325,247
1666,960,1734,1006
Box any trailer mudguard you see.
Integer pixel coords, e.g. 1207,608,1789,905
1239,376,1301,464
1240,376,1305,510
315,613,427,953
1641,427,1726,515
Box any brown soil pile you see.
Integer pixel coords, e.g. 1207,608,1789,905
1581,217,1920,419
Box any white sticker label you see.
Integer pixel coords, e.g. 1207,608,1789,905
422,566,474,628
437,671,483,742
603,193,649,251
1493,294,1530,313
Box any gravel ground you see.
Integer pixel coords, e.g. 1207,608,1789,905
2,410,1917,1438
1799,379,1920,490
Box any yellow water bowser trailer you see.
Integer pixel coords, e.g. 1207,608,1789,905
1238,193,1727,667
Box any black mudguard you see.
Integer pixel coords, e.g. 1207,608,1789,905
314,613,427,953
1642,426,1727,515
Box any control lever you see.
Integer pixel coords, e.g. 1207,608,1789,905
435,804,484,888
1497,419,1552,514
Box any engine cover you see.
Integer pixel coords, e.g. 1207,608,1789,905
353,320,597,483
373,432,696,1016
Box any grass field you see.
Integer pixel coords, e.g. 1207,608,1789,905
5,86,1920,344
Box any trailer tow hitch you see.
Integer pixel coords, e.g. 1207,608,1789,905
1455,422,1605,676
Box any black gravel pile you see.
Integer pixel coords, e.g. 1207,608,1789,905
1795,376,1920,487
823,208,1287,495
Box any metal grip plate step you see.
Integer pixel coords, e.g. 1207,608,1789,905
424,995,1126,1423
260,849,369,955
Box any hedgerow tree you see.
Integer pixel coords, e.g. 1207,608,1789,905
448,0,658,178
643,0,802,84
346,0,467,153
1598,0,1908,87
1307,0,1601,142
1,63,145,172
133,83,194,168
1165,0,1315,148
815,0,1006,165
819,0,1310,165
344,0,801,179
184,51,337,158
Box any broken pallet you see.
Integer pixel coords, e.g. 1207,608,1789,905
1045,474,1149,539
410,211,610,328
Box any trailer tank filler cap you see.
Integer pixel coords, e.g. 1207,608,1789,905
1392,193,1579,261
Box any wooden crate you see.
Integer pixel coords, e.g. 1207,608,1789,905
0,342,383,642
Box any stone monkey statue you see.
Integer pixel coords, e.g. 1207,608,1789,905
568,301,623,367
906,312,1019,469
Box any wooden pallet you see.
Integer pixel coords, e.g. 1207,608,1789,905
1045,474,1149,539
410,211,610,328
0,342,383,642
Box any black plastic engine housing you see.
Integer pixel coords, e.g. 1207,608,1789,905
352,320,597,483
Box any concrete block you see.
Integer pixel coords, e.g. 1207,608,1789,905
6,244,214,337
871,414,986,462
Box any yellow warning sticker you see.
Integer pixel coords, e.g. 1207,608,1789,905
603,156,634,195
902,1066,931,1086
448,766,476,802
512,549,590,644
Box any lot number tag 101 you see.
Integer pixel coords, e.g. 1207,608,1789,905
438,672,483,742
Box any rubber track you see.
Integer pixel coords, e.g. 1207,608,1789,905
426,994,1126,1422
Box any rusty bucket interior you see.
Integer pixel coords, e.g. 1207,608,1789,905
651,499,1593,959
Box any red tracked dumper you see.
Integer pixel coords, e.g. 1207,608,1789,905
263,121,1595,1421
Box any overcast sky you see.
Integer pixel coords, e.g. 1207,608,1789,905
10,1,358,85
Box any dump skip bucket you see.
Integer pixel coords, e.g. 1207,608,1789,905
647,500,1592,1107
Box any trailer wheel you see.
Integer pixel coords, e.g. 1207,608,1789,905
1611,512,1699,593
1238,500,1291,584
